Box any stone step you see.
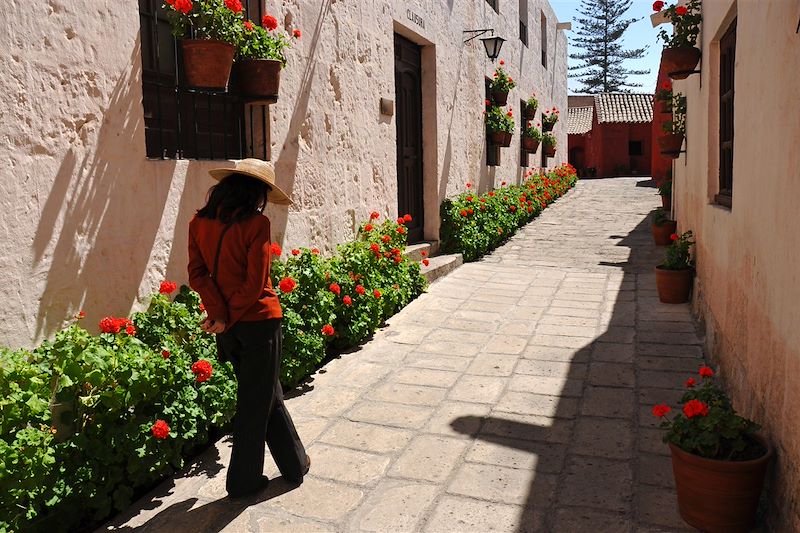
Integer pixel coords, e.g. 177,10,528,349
421,253,463,284
404,241,440,262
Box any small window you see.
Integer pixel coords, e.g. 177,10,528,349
628,141,643,156
541,13,548,68
519,0,529,47
486,0,499,13
717,18,736,207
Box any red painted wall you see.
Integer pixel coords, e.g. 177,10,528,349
568,115,653,177
652,58,673,186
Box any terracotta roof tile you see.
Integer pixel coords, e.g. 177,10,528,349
567,106,594,135
594,93,653,123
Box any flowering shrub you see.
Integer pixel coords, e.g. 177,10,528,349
489,61,516,93
162,0,245,45
662,230,694,270
440,164,578,261
238,12,300,64
652,365,764,460
485,105,515,134
654,0,702,48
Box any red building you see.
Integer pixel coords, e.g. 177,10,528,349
567,93,654,177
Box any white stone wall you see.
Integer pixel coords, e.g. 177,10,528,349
0,0,567,348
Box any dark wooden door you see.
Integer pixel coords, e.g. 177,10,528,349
394,34,424,243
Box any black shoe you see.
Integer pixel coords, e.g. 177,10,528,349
227,475,269,499
286,454,311,485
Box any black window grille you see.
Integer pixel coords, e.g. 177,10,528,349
717,18,736,207
138,0,269,160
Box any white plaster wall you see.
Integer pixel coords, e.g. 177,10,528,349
0,0,567,348
671,1,800,530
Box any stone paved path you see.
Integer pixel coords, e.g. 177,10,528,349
105,178,703,532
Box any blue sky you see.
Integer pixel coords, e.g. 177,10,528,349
549,0,662,94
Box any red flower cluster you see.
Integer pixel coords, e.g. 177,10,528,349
652,0,664,10
370,243,380,253
355,285,366,295
160,281,178,295
403,213,412,222
167,0,193,15
199,302,206,312
370,211,380,220
311,248,320,255
670,233,679,241
373,289,382,299
262,14,278,30
652,404,671,418
76,310,86,319
381,235,391,243
224,0,243,12
364,224,373,232
685,377,696,388
162,350,171,359
99,317,136,336
699,365,714,378
151,419,170,440
329,283,341,295
396,226,405,234
291,249,300,256
675,5,688,15
278,277,297,293
293,29,302,38
343,295,353,306
271,242,282,256
683,399,709,418
321,324,335,336
244,20,254,31
191,360,213,383
422,259,430,267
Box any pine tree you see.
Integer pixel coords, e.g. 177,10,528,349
569,0,649,93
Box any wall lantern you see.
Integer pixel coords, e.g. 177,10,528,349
463,29,505,61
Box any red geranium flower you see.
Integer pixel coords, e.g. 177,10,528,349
329,283,341,295
199,302,205,312
291,249,300,256
125,324,136,336
244,20,254,31
488,191,495,197
421,250,427,257
343,295,352,306
422,259,429,266
499,59,505,65
381,235,391,243
652,404,671,418
271,242,282,256
466,183,472,189
355,285,366,295
699,366,714,378
364,224,373,232
151,419,170,440
466,196,473,201
311,248,320,255
397,217,405,224
394,255,402,264
191,360,213,383
373,289,382,299
162,350,171,359
403,213,412,222
76,310,86,319
484,99,490,106
479,197,486,203
670,233,679,241
396,226,405,234
460,209,468,217
652,0,664,11
159,281,178,295
683,399,709,418
675,5,688,15
510,205,516,212
321,324,335,336
278,277,297,293
685,377,696,388
262,14,278,30
293,28,302,38
468,208,474,215
370,211,380,220
370,243,380,253
174,0,192,15
225,0,243,12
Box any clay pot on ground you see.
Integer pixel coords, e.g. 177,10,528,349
659,133,685,158
663,46,702,80
181,39,235,89
237,59,282,100
522,136,540,153
490,131,513,147
491,89,509,106
543,144,556,157
652,220,677,245
654,265,692,303
523,104,537,119
542,121,555,132
661,195,672,210
669,437,772,533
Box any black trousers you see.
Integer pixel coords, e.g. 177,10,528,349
216,319,307,495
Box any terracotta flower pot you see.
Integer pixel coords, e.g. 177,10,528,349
542,121,555,132
661,194,672,210
237,59,282,100
652,220,677,246
669,437,772,533
490,131,512,147
522,104,537,119
181,39,235,89
654,266,692,303
659,133,685,158
522,136,540,152
543,144,556,157
491,89,509,106
663,46,702,80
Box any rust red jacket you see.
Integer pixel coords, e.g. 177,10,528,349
188,214,282,329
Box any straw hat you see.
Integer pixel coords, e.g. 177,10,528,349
208,158,293,206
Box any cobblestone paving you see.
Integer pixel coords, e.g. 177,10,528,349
105,178,701,532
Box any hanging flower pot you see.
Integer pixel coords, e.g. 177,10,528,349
237,59,282,99
491,89,509,106
542,122,554,133
663,46,701,80
490,131,513,147
522,101,538,120
522,136,540,153
669,438,772,533
181,39,236,89
658,133,684,158
543,144,556,157
655,266,692,303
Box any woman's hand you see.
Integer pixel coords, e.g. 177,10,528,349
201,318,227,334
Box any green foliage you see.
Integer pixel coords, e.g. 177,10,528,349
656,0,702,49
657,179,672,197
655,368,763,460
489,65,516,93
652,208,672,226
440,164,579,262
522,121,542,140
662,230,694,270
162,0,245,45
542,133,557,148
661,93,687,135
237,21,295,64
524,94,539,113
484,105,514,134
655,81,673,104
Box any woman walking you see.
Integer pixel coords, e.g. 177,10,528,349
188,159,309,498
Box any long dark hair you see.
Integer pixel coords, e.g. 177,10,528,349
196,173,271,223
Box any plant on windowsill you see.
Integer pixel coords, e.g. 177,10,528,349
485,105,515,147
652,366,772,532
542,133,557,157
651,208,677,245
542,107,560,132
163,0,245,89
659,93,686,159
653,0,702,79
654,229,694,303
236,13,301,101
522,93,539,119
655,80,673,114
489,60,516,106
658,179,672,209
521,121,542,152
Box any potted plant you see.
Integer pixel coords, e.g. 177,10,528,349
522,121,542,152
542,133,557,157
236,14,301,100
658,179,672,209
485,105,514,147
489,60,516,106
659,93,686,158
542,107,559,132
654,0,702,80
523,93,538,119
655,81,673,114
652,366,772,532
163,0,245,89
651,209,677,245
655,230,693,303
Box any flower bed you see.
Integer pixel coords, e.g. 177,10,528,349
440,164,578,261
0,215,425,532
